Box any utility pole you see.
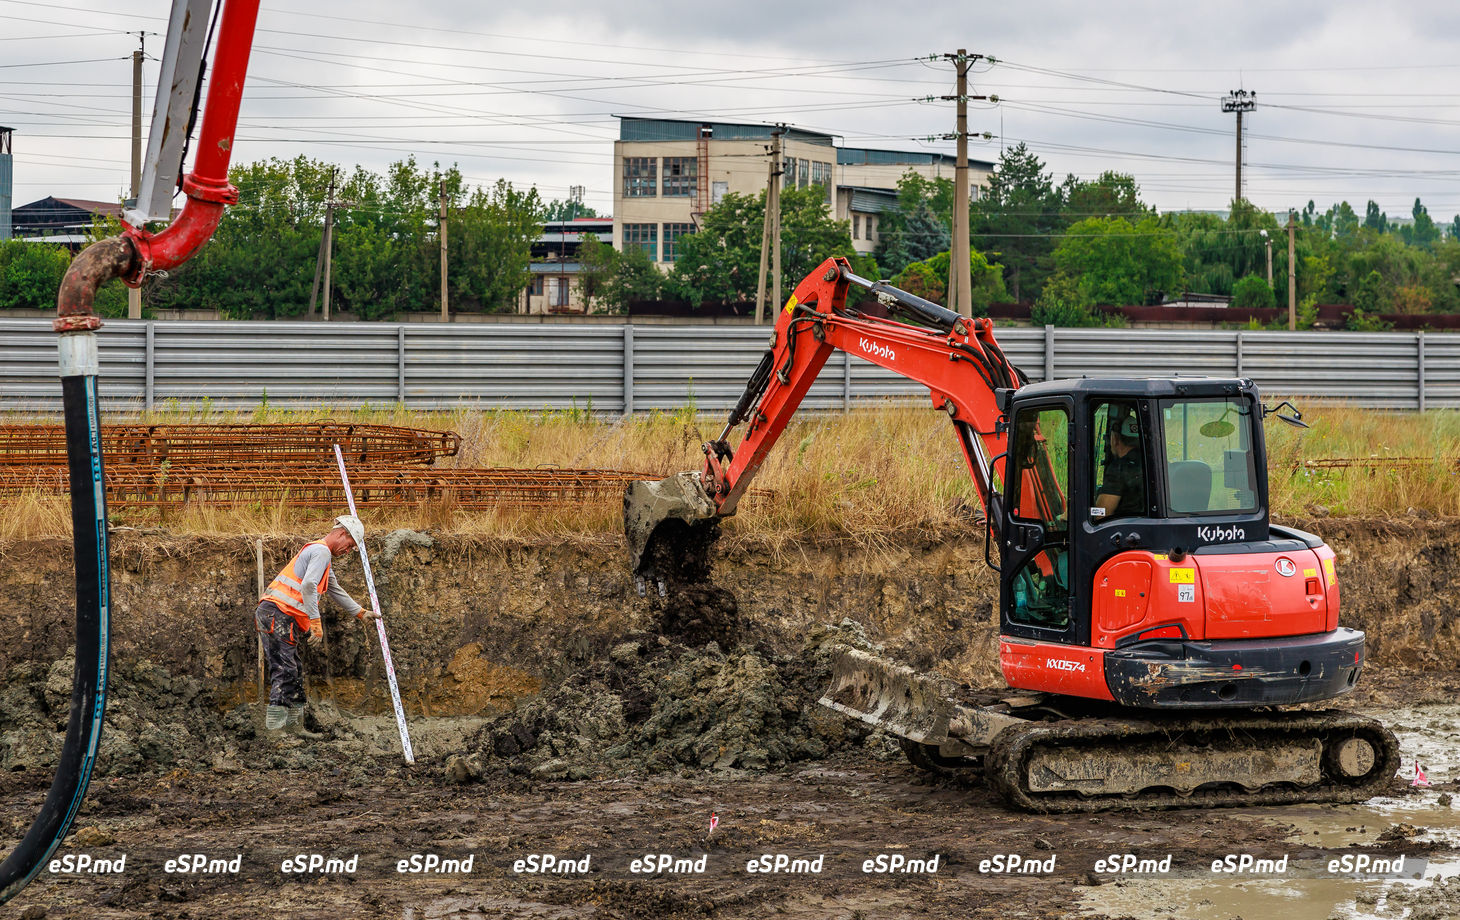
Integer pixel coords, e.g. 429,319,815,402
439,180,449,322
1221,89,1256,206
1261,229,1272,286
1287,210,1297,331
942,50,985,317
755,126,784,324
771,127,783,323
128,34,144,319
309,168,340,320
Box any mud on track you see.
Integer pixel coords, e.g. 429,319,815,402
2,517,1460,917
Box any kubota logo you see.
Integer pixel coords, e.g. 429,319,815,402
1275,557,1297,577
1197,525,1247,543
859,338,895,361
1046,658,1086,673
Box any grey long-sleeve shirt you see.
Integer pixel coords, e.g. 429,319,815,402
295,542,364,622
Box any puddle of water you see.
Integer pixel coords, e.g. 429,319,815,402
1365,702,1460,781
1078,704,1460,920
1077,862,1460,920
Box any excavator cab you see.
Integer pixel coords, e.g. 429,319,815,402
996,378,1364,709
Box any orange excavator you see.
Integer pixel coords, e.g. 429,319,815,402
625,256,1399,811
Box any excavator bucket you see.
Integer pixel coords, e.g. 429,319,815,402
623,471,720,587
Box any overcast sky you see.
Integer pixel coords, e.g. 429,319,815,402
4,0,1458,222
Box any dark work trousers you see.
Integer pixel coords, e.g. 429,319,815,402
255,600,306,707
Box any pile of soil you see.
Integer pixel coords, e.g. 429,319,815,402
452,619,890,782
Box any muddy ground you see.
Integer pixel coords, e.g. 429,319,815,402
1,516,1459,918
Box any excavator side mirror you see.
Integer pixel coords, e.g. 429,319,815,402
1262,400,1310,430
995,388,1013,414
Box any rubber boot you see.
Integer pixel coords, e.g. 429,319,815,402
287,705,324,740
265,704,288,731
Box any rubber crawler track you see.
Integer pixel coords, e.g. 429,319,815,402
984,710,1401,813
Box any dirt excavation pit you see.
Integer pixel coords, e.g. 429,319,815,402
1,518,1459,918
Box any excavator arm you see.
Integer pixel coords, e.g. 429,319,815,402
625,256,1028,584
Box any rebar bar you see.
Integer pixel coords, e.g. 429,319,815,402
0,422,460,468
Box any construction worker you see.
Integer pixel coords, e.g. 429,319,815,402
1095,409,1147,520
254,514,378,736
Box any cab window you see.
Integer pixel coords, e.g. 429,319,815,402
1091,400,1146,521
1009,406,1068,533
1158,397,1258,514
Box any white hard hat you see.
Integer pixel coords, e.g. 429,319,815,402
334,514,364,547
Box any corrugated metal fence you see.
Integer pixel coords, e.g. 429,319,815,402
3,319,1458,413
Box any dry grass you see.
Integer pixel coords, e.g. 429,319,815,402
2,402,1457,543
1265,404,1460,519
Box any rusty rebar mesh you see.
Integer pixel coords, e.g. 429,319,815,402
0,423,460,468
0,465,655,509
0,421,767,511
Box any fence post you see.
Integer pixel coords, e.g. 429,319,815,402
1235,330,1244,378
145,321,155,411
1417,330,1426,413
1043,325,1055,382
843,351,852,410
397,325,407,404
622,324,635,417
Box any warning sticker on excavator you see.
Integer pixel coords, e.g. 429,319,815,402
783,295,798,314
1324,558,1336,580
1114,589,1127,597
1169,568,1195,584
1304,568,1317,578
1178,584,1196,603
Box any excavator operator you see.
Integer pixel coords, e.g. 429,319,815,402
1095,406,1145,519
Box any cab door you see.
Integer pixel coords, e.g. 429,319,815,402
999,399,1076,644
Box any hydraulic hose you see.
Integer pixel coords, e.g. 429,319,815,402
0,244,128,903
0,0,259,902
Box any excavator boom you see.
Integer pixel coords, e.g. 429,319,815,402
626,257,1024,587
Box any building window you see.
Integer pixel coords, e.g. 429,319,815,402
662,222,694,262
623,222,658,260
662,157,696,197
623,157,656,197
810,161,831,187
867,215,878,243
853,214,861,240
529,276,544,296
798,158,809,188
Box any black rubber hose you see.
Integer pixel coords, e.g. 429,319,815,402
0,372,112,904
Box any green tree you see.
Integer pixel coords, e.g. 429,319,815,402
449,178,544,312
890,247,1007,314
575,234,616,311
603,245,663,308
1399,198,1440,249
1050,216,1184,306
1363,200,1388,234
0,240,70,310
972,143,1064,302
1230,275,1276,310
1059,171,1149,220
543,198,599,222
1031,275,1112,327
1351,269,1393,314
874,170,954,276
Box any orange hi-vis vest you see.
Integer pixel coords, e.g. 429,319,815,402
261,540,331,632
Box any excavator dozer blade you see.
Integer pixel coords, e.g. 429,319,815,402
818,647,959,746
624,471,720,586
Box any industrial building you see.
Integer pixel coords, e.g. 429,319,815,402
612,116,993,265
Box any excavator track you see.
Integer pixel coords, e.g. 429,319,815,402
985,710,1400,813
